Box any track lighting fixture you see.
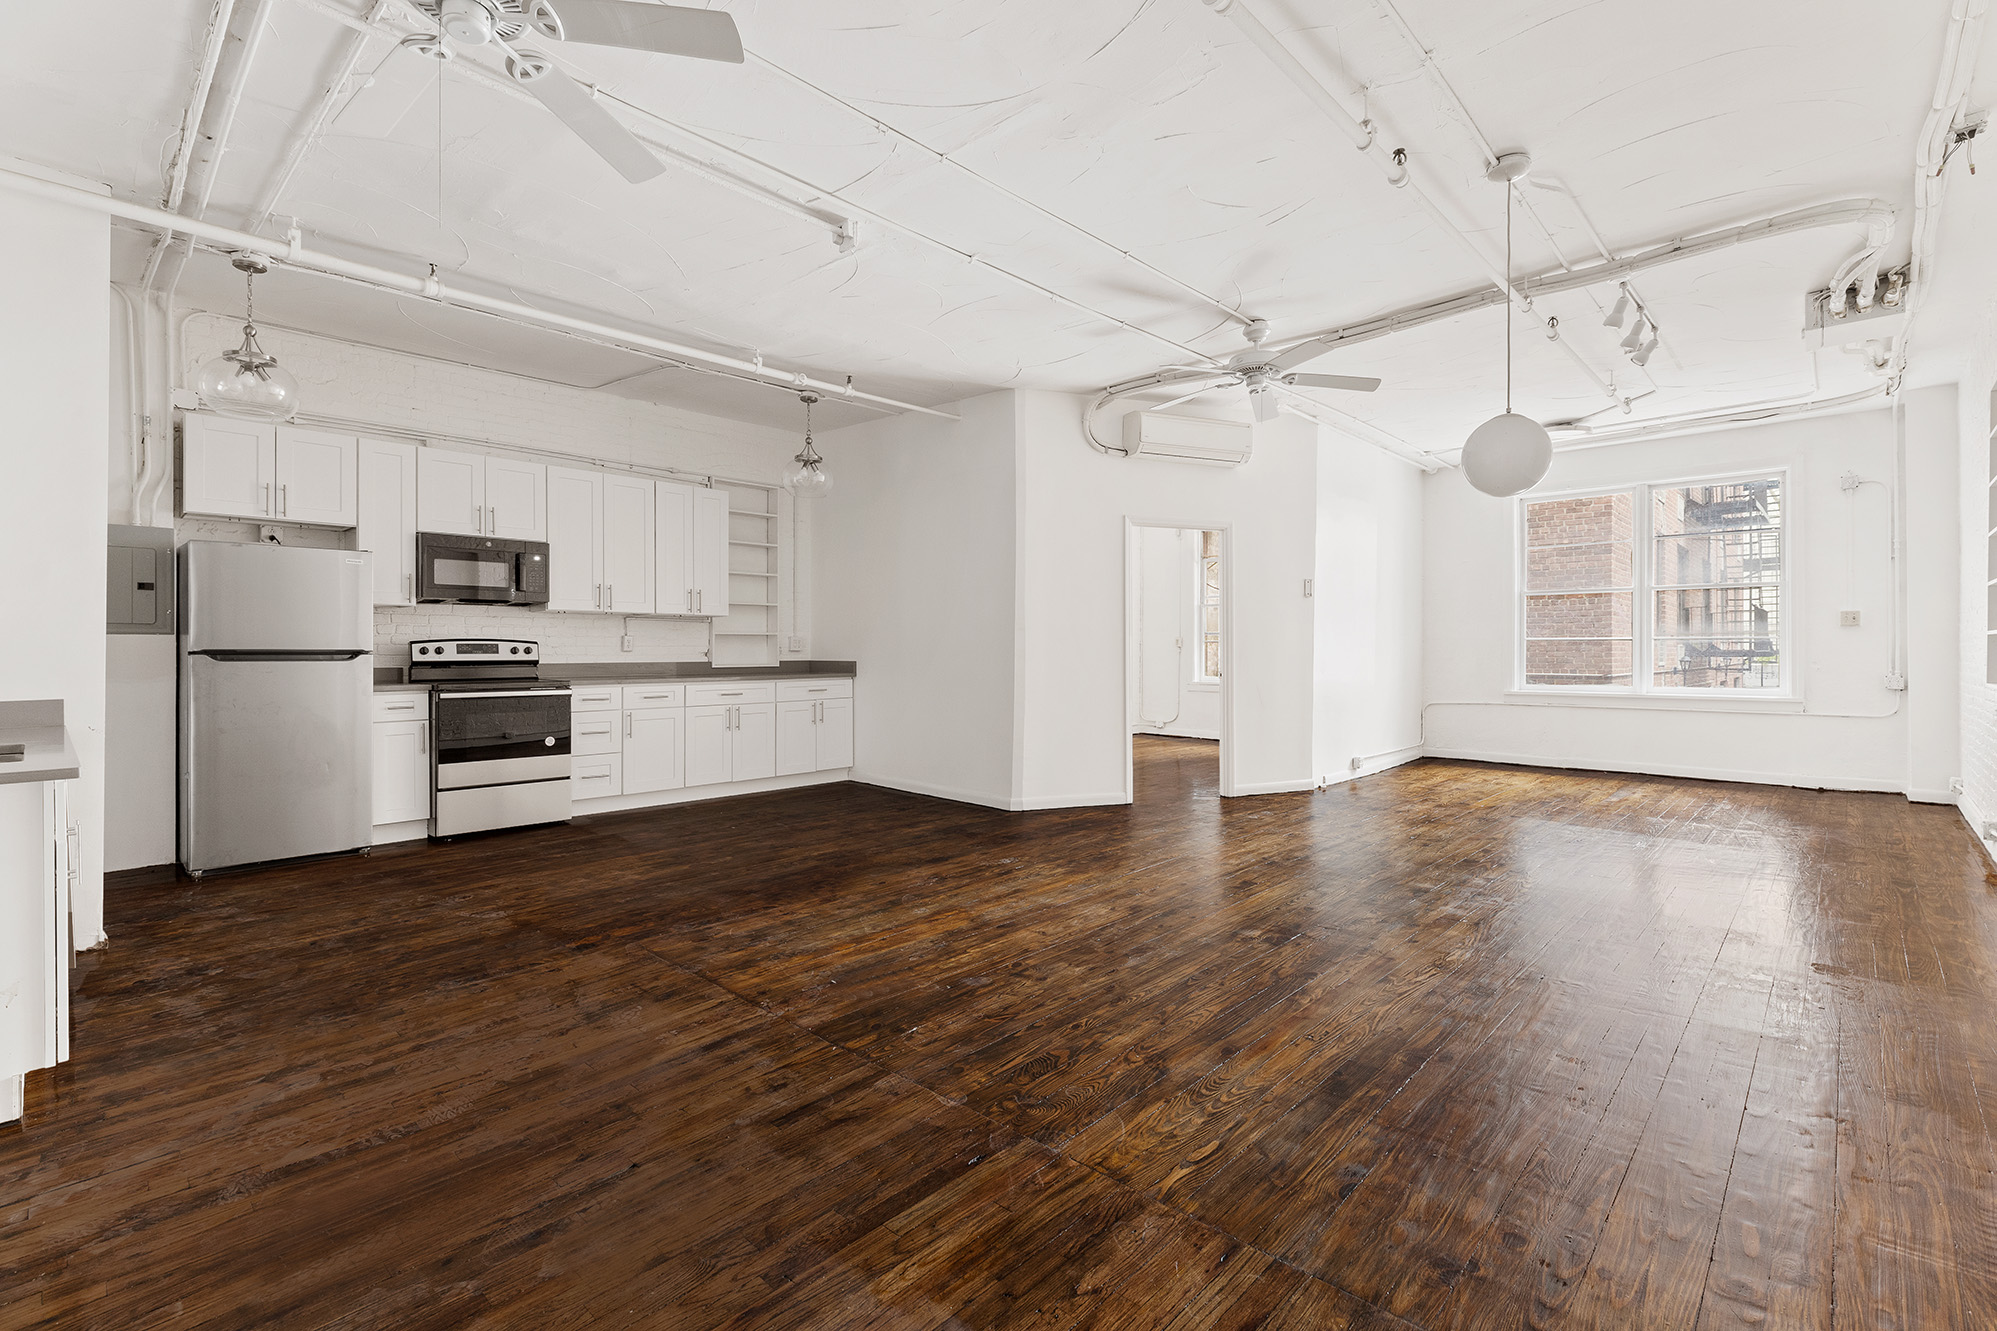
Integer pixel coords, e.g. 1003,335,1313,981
1603,291,1630,328
1633,332,1659,367
1620,317,1648,353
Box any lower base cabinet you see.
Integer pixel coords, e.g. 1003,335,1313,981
624,706,685,794
685,702,774,786
777,697,853,775
370,693,430,825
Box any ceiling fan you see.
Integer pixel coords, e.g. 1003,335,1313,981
382,0,743,183
1146,321,1381,423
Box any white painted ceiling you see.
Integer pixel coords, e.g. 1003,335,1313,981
4,0,1994,442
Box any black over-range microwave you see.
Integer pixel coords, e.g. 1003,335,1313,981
416,532,550,605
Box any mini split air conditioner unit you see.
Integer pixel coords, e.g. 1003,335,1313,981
1121,410,1255,466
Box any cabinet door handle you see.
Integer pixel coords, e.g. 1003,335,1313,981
263,482,272,515
383,701,415,711
281,483,289,516
697,589,703,612
419,724,427,755
606,583,613,608
627,712,633,738
405,572,413,601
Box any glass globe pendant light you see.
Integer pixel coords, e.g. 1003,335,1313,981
1460,155,1552,498
782,391,832,498
194,253,301,423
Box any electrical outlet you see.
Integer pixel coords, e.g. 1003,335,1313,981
1951,777,1966,795
786,636,804,652
1884,671,1907,691
1983,820,1997,842
1840,610,1861,627
1348,756,1363,771
620,635,633,652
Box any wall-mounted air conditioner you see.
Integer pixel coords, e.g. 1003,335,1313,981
1121,411,1254,466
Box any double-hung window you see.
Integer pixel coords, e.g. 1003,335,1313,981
1521,474,1785,693
1194,530,1222,682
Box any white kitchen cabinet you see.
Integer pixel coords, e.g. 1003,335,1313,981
182,414,276,520
777,696,853,775
573,755,622,801
415,447,484,535
371,718,430,825
684,704,733,788
416,448,546,541
0,777,71,1123
545,465,603,612
181,415,359,527
601,474,654,614
485,456,547,541
358,437,418,606
572,709,622,757
655,481,731,617
623,706,685,794
275,426,359,527
732,704,777,782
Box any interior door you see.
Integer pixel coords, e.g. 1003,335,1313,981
545,466,602,612
683,704,732,786
655,480,693,615
775,700,817,777
416,447,483,536
181,414,275,520
601,474,655,614
276,426,359,527
817,697,854,770
357,438,417,605
731,703,776,782
623,707,684,794
691,485,730,617
484,457,547,542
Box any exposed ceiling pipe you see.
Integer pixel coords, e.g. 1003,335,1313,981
1896,0,1988,379
147,0,278,296
0,164,958,420
1273,390,1442,471
1251,198,1897,373
142,0,238,289
1542,384,1890,452
280,0,1225,368
245,0,393,234
1199,0,1616,402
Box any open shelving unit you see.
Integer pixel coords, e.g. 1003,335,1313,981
710,481,790,668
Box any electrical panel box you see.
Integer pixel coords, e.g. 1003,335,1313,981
107,524,175,635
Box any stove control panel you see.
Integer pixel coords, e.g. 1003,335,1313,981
410,638,540,662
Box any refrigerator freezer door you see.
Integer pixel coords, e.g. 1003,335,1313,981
180,654,372,873
181,542,371,653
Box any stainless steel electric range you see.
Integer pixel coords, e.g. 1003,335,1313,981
407,638,572,838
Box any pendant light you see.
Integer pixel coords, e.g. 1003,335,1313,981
1460,154,1552,498
782,391,832,497
193,253,301,423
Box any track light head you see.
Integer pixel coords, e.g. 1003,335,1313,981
1603,292,1630,329
1633,332,1659,367
1620,317,1647,353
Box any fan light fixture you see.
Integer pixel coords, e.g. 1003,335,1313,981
193,254,300,424
1460,155,1551,498
783,392,832,498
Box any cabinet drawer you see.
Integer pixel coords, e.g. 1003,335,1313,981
572,711,622,756
777,678,852,702
570,685,622,712
371,691,430,722
687,680,775,706
573,754,622,800
623,682,685,707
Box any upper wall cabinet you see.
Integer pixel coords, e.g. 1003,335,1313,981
415,448,546,541
357,438,418,606
545,465,603,613
655,480,730,617
181,414,358,528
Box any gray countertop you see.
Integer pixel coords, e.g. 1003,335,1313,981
374,660,855,688
0,700,79,785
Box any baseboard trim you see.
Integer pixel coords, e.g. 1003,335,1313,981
1228,778,1319,797
104,863,178,888
1959,793,1996,868
1014,792,1129,811
1,1072,22,1125
849,774,1016,811
1907,787,1960,805
1423,747,1903,794
577,769,850,817
370,820,430,845
1131,727,1221,741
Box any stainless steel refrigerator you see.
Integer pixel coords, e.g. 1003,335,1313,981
179,541,374,875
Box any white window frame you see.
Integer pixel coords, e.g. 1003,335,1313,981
1515,468,1792,699
1192,530,1222,686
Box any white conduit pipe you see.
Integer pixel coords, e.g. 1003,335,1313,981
1898,0,1988,379
113,286,148,524
246,0,392,235
1274,393,1443,471
1543,385,1890,452
142,0,239,290
0,166,958,421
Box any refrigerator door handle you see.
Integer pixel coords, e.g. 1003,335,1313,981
190,649,370,662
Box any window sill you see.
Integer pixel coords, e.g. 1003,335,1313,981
1503,690,1805,714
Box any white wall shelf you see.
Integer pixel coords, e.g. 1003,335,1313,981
711,481,789,668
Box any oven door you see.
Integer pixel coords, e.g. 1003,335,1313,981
433,689,572,789
418,534,519,604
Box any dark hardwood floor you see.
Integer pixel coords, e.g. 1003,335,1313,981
5,737,1995,1329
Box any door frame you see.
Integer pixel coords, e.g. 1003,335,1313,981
1123,517,1234,802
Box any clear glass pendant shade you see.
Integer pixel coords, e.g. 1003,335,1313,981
782,392,831,497
194,324,301,423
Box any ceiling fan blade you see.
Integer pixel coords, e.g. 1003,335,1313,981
1266,339,1336,373
1284,372,1382,393
1250,387,1282,423
515,61,668,182
543,0,744,62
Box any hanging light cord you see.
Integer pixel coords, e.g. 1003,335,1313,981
245,266,255,329
1505,185,1513,415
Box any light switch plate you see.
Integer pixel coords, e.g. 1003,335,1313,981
1840,610,1861,627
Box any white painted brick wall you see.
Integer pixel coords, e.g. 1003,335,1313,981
177,313,813,668
1960,312,1997,853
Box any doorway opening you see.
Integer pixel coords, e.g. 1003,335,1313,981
1125,522,1230,803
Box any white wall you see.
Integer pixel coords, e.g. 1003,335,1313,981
1129,527,1221,740
1,179,109,943
1425,394,1958,796
1958,340,1997,849
1016,391,1321,803
1314,431,1427,784
103,311,810,870
814,391,1022,809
